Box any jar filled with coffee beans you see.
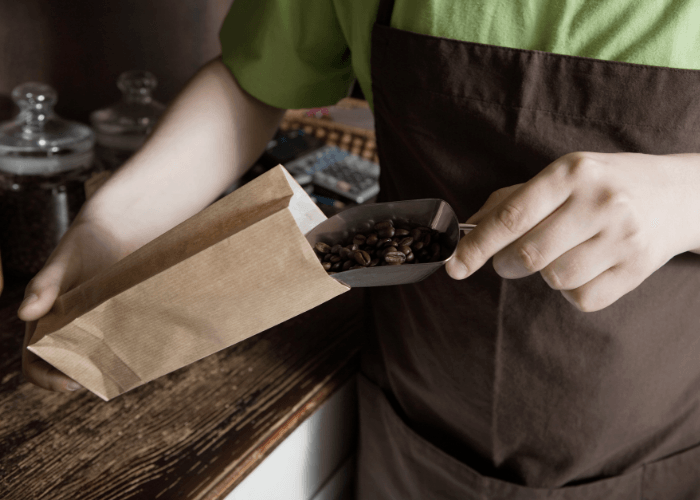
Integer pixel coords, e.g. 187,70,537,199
313,218,451,274
90,70,165,172
0,82,96,277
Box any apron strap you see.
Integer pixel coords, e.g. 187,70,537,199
376,0,395,27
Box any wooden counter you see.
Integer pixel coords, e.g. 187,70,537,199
0,273,367,499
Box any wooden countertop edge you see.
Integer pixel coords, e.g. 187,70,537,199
196,352,360,500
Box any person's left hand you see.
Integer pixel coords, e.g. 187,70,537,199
444,152,700,312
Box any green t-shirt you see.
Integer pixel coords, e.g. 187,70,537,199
220,0,700,111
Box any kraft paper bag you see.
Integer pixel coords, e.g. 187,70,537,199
28,165,350,401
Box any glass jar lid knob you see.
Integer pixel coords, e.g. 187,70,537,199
117,70,158,104
12,82,58,136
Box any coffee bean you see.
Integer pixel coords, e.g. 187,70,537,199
376,237,392,248
382,246,398,258
315,242,332,254
385,252,406,265
339,247,353,260
354,250,371,266
319,218,451,276
378,227,395,239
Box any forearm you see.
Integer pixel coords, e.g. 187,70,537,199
81,57,286,256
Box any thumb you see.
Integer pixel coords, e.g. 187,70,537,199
17,254,79,322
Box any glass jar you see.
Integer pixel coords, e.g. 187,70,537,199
90,70,165,171
0,82,96,277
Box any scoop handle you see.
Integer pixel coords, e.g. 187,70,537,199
459,223,476,233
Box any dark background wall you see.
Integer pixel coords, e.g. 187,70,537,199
0,0,235,124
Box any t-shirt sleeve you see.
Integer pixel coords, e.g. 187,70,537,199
219,0,355,110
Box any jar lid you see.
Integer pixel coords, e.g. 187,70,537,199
0,82,95,175
90,70,166,151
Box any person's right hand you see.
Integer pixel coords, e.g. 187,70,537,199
18,215,129,393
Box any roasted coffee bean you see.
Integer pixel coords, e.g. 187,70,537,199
354,250,371,266
398,237,413,247
377,226,395,239
323,262,332,271
319,217,451,275
382,246,398,257
315,242,332,254
328,272,338,275
429,242,441,260
339,247,353,260
374,220,393,230
385,252,406,265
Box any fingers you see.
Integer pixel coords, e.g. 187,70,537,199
491,197,600,279
18,233,83,394
466,183,524,225
17,249,80,322
22,321,82,393
24,357,82,393
537,234,613,291
560,264,648,312
447,175,571,279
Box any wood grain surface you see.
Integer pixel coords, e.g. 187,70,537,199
0,274,367,500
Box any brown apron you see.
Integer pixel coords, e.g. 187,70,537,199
355,0,700,498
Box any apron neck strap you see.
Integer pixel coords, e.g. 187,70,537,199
376,0,395,27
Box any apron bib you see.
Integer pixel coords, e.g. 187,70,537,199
356,0,700,498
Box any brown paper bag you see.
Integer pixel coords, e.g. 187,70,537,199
28,165,350,401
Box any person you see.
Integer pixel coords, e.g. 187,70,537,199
19,0,700,498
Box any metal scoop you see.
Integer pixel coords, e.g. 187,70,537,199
305,199,475,287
